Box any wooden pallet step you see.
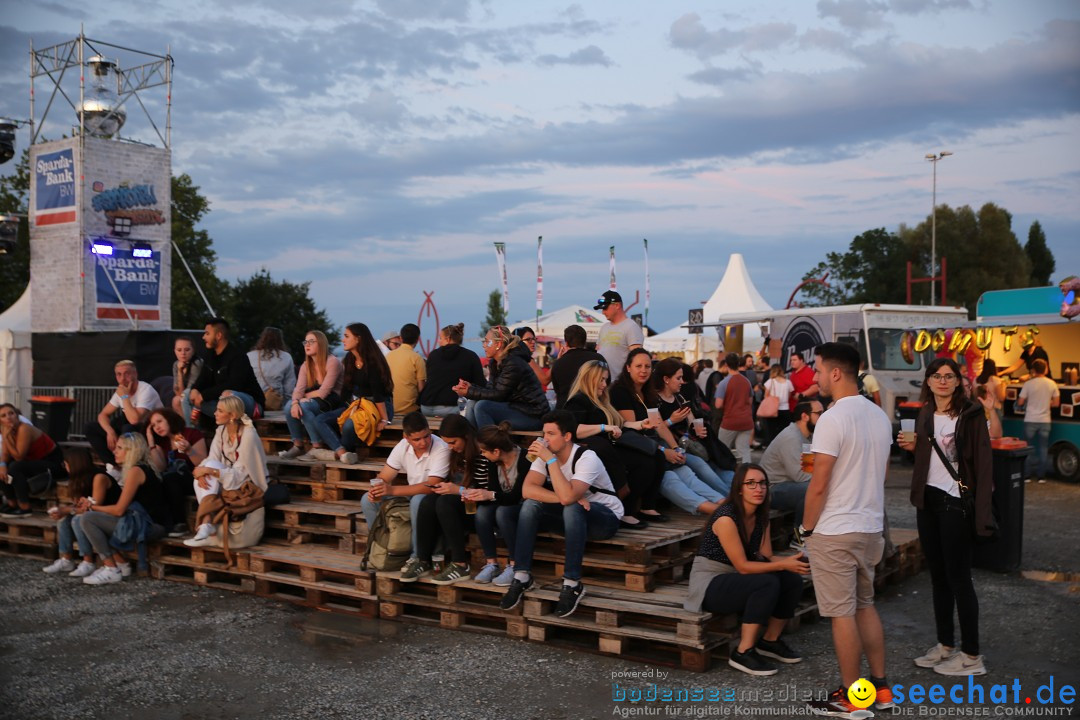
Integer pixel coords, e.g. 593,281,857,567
0,515,59,544
477,548,693,593
375,572,528,637
151,559,255,593
249,545,374,595
253,576,378,617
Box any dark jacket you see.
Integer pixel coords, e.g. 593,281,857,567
477,447,533,506
465,343,550,418
910,399,995,537
194,342,266,407
551,347,605,409
419,343,485,408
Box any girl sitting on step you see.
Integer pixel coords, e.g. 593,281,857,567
469,421,532,587
278,330,344,460
42,447,121,578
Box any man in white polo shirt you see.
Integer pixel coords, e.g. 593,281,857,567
360,411,451,573
498,409,623,618
801,342,895,717
83,359,160,465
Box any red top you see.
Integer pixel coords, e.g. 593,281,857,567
153,427,206,466
790,365,816,395
25,431,57,461
720,373,754,432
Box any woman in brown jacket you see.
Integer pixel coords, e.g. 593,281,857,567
898,357,993,677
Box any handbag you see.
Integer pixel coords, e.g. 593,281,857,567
257,355,284,411
756,394,779,419
28,469,56,498
614,428,659,456
929,436,1000,543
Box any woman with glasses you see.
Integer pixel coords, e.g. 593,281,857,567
454,326,550,430
420,323,485,417
279,330,344,459
897,358,992,677
684,463,808,676
513,327,552,392
564,359,663,528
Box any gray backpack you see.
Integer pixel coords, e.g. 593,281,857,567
363,497,412,571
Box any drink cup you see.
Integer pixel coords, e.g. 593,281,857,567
692,417,704,433
800,443,815,474
190,407,201,424
900,419,915,444
647,408,662,425
370,478,384,497
526,438,548,463
464,499,477,515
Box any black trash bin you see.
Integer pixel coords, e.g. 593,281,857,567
29,395,77,442
973,446,1031,572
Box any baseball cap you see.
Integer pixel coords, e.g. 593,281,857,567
594,290,623,310
382,330,401,343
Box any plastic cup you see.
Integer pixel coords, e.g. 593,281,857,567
801,443,815,474
464,499,477,515
692,418,704,432
190,407,201,424
647,408,662,425
900,419,915,444
526,438,547,463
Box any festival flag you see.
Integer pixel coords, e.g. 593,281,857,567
493,242,510,315
609,246,617,290
643,238,650,328
536,236,543,322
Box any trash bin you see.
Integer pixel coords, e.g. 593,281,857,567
29,395,77,442
973,446,1031,572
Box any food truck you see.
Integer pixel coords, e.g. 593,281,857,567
976,285,1079,482
701,304,970,422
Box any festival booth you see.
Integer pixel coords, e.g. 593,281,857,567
508,305,608,344
0,285,33,413
700,253,773,355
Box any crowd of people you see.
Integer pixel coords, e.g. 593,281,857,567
0,294,1013,704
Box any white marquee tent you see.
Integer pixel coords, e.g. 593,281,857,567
508,304,608,342
0,285,32,412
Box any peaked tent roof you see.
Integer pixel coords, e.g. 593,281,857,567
508,304,608,342
643,323,720,358
702,253,773,324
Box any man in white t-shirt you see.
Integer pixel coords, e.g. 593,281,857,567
498,409,624,618
594,290,643,380
800,342,896,716
83,359,160,465
1016,358,1060,480
361,412,451,572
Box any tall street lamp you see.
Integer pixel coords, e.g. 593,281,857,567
925,151,953,305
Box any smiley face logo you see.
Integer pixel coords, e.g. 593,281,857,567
847,678,876,709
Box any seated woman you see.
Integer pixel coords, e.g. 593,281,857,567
470,422,532,586
419,323,485,417
186,395,269,546
513,327,552,391
247,326,296,412
42,447,120,577
653,358,734,498
406,415,489,584
685,463,808,676
313,323,392,465
171,336,203,418
78,433,169,585
454,325,550,430
279,330,344,459
611,349,720,517
145,408,209,537
0,402,67,518
565,359,664,529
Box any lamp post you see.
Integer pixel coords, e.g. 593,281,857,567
925,151,952,305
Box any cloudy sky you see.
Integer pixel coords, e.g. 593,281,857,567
3,1,1079,341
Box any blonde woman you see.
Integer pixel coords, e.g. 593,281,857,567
187,395,269,545
280,330,345,458
565,359,663,527
78,433,169,585
453,325,549,430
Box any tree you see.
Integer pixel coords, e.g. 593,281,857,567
0,149,31,312
480,289,507,335
225,268,339,364
797,228,911,307
171,174,232,328
1025,220,1055,286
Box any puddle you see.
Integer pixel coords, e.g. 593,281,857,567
1022,570,1080,590
293,611,400,649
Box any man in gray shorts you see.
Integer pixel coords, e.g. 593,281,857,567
800,342,895,716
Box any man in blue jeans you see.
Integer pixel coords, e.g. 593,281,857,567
1016,359,1060,480
499,410,623,618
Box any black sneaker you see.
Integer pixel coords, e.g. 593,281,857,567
554,582,586,618
757,636,802,664
0,506,31,518
167,523,189,538
728,647,778,676
499,575,533,611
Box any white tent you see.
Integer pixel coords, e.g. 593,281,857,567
701,253,773,350
508,305,608,343
644,325,720,362
0,284,32,412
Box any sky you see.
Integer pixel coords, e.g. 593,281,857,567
3,0,1079,342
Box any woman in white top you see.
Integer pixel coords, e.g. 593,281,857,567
762,364,795,445
247,327,296,411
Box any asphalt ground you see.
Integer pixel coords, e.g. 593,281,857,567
2,459,1078,720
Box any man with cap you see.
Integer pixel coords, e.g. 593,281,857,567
594,290,644,381
378,330,402,357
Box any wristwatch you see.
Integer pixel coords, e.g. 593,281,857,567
798,524,813,538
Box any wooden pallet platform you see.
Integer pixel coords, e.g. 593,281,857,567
477,546,695,593
265,500,363,552
375,572,529,638
0,515,59,559
150,539,256,592
268,457,381,502
249,544,377,616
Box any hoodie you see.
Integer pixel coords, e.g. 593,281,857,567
419,343,486,408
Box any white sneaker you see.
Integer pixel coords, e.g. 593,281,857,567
914,643,957,668
934,652,986,676
69,561,97,578
43,557,75,574
278,445,305,459
339,452,359,465
192,522,216,541
116,561,133,577
83,565,123,585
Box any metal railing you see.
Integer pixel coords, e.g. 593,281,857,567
0,386,117,440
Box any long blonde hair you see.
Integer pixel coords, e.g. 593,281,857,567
303,330,330,385
769,363,786,380
487,325,522,362
567,360,622,426
115,432,151,473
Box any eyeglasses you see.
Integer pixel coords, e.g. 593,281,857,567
483,339,498,347
744,480,769,489
930,373,958,382
302,339,317,345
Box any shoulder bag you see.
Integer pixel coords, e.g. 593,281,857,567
756,383,779,419
929,435,999,544
257,355,284,411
